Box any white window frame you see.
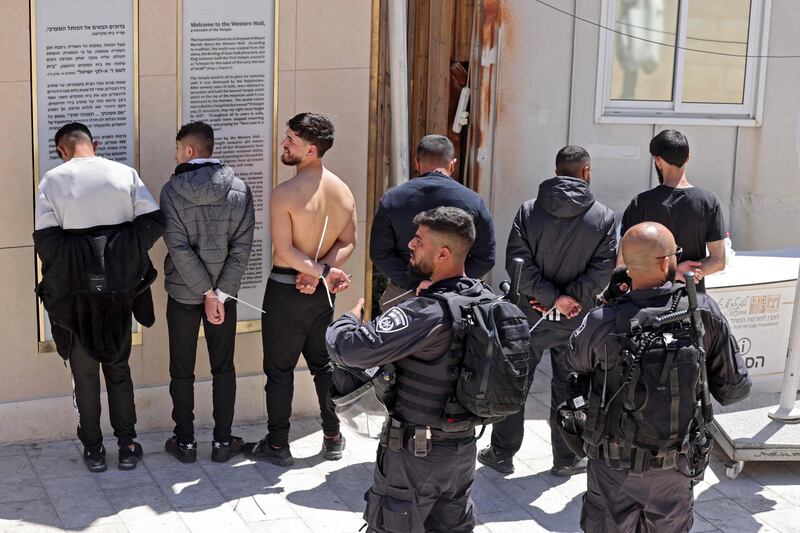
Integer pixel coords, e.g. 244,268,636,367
595,0,772,127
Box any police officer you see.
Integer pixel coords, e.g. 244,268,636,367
326,207,481,532
568,222,751,532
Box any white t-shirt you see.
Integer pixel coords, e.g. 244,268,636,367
35,156,158,230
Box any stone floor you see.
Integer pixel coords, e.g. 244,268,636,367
1,358,799,532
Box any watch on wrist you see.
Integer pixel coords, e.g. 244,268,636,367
320,262,331,278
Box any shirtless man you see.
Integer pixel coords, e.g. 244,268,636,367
244,113,357,466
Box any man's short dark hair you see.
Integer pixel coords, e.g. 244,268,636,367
555,145,590,178
650,129,689,167
413,206,475,258
54,122,93,146
176,122,214,156
416,135,455,165
287,112,335,157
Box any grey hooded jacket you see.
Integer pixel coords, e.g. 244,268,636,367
505,176,616,331
160,162,255,304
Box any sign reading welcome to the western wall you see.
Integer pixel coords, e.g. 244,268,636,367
181,0,276,323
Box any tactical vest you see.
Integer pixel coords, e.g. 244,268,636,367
392,347,467,436
581,288,712,477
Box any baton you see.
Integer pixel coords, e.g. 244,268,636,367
508,257,524,306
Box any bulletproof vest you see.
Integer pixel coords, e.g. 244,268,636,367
392,347,461,431
581,288,706,473
391,281,489,436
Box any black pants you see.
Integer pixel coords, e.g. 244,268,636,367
490,341,577,468
581,459,694,533
262,272,339,447
167,297,237,443
69,324,136,448
364,440,477,533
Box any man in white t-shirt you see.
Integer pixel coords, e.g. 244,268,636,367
34,122,162,473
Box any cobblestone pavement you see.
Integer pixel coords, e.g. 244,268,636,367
1,358,799,532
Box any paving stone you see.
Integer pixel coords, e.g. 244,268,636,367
247,517,313,532
6,419,800,532
0,480,47,504
40,475,121,530
0,499,62,530
690,512,719,532
479,509,553,532
27,440,89,480
757,507,800,533
178,503,250,532
146,460,225,509
695,498,769,532
0,455,37,484
0,444,28,457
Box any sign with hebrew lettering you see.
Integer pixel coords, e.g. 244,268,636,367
181,0,276,322
33,0,138,347
34,0,136,176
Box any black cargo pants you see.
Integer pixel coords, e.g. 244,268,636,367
490,340,578,468
364,439,477,533
581,459,694,533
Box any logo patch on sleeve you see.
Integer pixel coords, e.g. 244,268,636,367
376,307,409,333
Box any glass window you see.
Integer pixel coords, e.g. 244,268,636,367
682,0,751,104
598,0,768,124
611,0,679,101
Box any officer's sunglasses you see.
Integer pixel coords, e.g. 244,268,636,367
656,246,682,260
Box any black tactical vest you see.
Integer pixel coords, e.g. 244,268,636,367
391,281,488,438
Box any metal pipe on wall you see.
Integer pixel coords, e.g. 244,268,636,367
388,0,409,188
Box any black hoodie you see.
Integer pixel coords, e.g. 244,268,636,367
505,176,616,332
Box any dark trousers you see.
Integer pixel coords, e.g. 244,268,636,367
69,324,136,448
490,341,577,468
262,277,339,447
364,440,477,533
581,459,694,533
167,297,237,444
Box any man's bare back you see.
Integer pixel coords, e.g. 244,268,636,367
271,164,357,292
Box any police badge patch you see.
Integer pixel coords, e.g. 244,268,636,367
376,307,409,333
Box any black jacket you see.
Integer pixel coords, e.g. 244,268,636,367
568,283,751,406
370,172,496,290
34,210,165,362
506,176,616,332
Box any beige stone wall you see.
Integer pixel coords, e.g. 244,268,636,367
0,0,372,443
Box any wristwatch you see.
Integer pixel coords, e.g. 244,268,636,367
320,262,331,279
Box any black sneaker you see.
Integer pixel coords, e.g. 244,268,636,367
550,457,588,477
212,436,244,463
243,438,294,467
83,444,107,473
321,434,346,461
477,445,515,475
118,442,143,471
165,436,197,464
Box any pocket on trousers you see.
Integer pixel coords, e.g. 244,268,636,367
579,493,607,533
364,485,418,533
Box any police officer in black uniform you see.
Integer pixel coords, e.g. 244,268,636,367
326,207,481,532
568,222,751,532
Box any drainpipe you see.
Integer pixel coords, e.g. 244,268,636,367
388,0,409,188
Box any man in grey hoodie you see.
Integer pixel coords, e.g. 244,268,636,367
478,145,616,476
160,122,255,463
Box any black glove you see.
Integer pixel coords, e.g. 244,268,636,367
597,267,632,305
